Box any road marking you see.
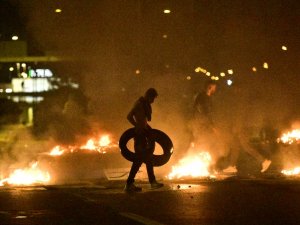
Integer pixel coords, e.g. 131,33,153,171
120,212,165,225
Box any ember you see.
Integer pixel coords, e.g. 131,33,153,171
0,162,50,186
167,152,212,179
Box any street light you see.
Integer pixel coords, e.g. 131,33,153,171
12,35,18,41
164,9,171,14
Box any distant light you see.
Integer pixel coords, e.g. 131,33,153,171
227,79,233,86
55,8,62,13
12,35,18,41
211,76,219,80
21,72,28,78
205,72,211,76
263,62,269,69
0,89,3,93
163,34,168,39
5,88,13,93
21,63,26,68
135,69,140,74
220,72,225,77
195,67,207,73
282,45,287,51
164,9,171,14
227,69,233,75
186,76,191,80
9,67,14,71
165,64,170,68
252,67,257,72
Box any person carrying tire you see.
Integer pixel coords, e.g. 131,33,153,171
124,88,164,192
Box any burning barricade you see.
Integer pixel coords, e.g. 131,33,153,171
277,128,300,176
0,133,122,186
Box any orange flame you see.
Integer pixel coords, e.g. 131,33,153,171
49,146,65,156
167,152,212,179
278,129,300,144
281,167,300,176
0,162,50,186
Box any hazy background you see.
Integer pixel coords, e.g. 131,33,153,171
1,0,300,178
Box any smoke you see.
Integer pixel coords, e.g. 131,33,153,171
4,0,300,179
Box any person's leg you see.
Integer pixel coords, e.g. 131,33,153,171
127,161,143,184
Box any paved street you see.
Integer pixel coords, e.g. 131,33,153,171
1,177,300,225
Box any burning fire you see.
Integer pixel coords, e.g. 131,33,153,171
281,167,300,176
48,134,116,156
49,145,65,156
0,162,50,186
278,129,300,144
167,152,212,179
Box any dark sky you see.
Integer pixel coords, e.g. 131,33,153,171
2,0,300,132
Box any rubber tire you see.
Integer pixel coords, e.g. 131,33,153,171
119,128,173,167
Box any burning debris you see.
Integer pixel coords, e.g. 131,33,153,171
0,162,50,186
167,151,213,179
281,167,300,176
278,129,300,145
48,134,117,156
0,133,118,186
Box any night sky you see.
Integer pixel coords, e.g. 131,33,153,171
1,0,300,132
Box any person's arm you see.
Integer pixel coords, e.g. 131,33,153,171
127,108,137,127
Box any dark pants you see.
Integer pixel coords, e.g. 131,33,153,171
127,132,156,184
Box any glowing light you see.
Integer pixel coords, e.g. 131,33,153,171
0,162,50,186
99,135,111,147
282,167,300,176
263,62,269,69
252,67,257,72
206,72,211,76
21,72,28,78
195,67,207,73
163,34,168,39
227,79,233,86
281,46,287,51
278,129,300,144
220,72,225,77
55,8,62,13
5,88,12,93
135,70,140,74
9,67,14,71
167,152,212,179
12,36,19,41
164,9,171,14
49,146,65,156
227,69,233,75
186,76,191,80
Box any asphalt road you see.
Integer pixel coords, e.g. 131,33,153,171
1,177,300,225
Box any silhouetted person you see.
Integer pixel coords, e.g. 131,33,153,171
124,88,164,192
190,80,220,161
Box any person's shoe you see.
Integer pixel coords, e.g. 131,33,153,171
124,183,142,192
261,159,272,173
150,181,164,189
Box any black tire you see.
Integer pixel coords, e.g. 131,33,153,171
119,128,173,167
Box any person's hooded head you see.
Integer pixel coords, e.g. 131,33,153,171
144,88,158,104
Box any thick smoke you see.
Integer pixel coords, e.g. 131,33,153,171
2,0,300,179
